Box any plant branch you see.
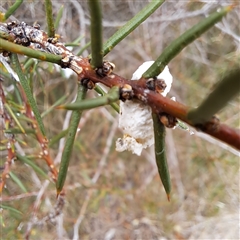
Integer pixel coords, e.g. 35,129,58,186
81,66,240,150
0,39,62,64
0,21,239,150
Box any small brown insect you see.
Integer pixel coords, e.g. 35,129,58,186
96,61,115,77
61,56,71,68
120,84,133,101
196,116,220,132
146,77,167,94
159,112,177,128
47,37,58,44
33,22,41,30
81,78,95,89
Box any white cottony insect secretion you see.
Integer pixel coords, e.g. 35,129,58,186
116,61,173,156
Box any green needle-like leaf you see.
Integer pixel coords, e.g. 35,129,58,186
88,0,103,68
4,128,34,134
54,5,64,30
94,85,119,113
77,41,91,56
41,95,67,118
152,113,171,201
56,83,87,195
103,0,165,56
9,172,28,193
0,205,23,215
58,86,119,111
143,6,233,78
23,58,36,72
4,103,25,134
65,35,85,47
188,68,240,124
10,54,46,136
44,0,55,38
0,39,62,64
2,0,23,21
49,129,68,148
16,154,49,179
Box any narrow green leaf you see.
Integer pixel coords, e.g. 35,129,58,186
65,35,85,47
88,0,103,68
56,83,87,194
77,41,91,56
64,43,81,47
143,6,233,78
9,172,28,193
49,129,68,148
188,68,240,124
13,82,23,105
15,137,27,146
0,214,4,227
23,58,36,72
0,39,62,64
94,85,119,113
4,103,25,134
0,205,23,215
44,0,55,38
4,100,24,113
13,113,35,124
2,0,23,21
59,86,119,111
4,128,34,134
41,95,67,118
103,0,165,56
16,154,49,179
0,68,11,81
54,5,64,30
152,113,171,201
10,54,46,136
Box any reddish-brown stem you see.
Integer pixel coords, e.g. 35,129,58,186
77,58,240,150
18,84,58,182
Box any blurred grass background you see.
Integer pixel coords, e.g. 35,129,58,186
1,1,239,239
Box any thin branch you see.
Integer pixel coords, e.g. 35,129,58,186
0,39,62,64
82,67,240,150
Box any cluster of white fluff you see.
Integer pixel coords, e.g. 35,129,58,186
116,61,173,156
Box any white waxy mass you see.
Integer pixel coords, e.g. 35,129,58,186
116,61,173,156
